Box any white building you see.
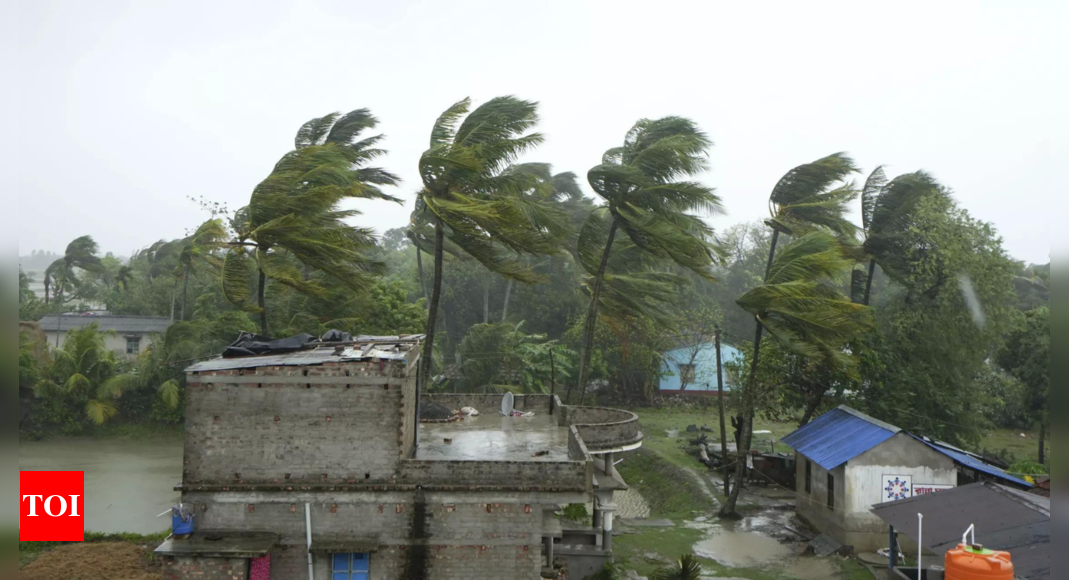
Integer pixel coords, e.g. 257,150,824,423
39,313,171,357
781,406,958,551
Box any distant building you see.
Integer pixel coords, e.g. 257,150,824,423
155,335,643,580
781,406,1033,552
38,313,170,356
659,341,743,395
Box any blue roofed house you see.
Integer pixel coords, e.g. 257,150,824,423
782,406,1033,552
659,342,744,395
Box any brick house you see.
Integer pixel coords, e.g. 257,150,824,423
155,335,642,580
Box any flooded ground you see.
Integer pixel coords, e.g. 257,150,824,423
19,436,184,534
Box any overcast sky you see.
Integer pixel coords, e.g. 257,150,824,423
14,0,1060,265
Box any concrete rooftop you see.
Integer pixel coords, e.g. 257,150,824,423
416,413,572,462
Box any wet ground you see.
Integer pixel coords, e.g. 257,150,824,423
416,412,572,462
19,436,183,534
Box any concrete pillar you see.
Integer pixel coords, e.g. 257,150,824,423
604,452,615,478
544,536,555,568
602,505,616,552
593,505,603,529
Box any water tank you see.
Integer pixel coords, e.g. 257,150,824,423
945,544,1013,580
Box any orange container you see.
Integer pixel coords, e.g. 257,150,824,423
945,544,1014,580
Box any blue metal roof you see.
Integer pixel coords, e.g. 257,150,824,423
913,436,1033,489
781,406,900,471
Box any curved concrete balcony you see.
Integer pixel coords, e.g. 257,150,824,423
558,405,643,454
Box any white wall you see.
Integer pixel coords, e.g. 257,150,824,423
44,331,156,358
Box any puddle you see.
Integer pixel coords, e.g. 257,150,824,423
692,529,795,567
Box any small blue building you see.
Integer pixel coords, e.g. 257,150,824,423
659,342,744,395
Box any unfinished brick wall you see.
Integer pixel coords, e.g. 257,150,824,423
181,491,554,549
183,361,414,485
162,556,249,580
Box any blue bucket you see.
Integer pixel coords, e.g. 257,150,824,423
172,512,195,535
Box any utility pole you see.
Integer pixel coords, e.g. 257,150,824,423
549,347,557,413
715,327,730,497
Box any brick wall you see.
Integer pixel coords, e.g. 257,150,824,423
184,362,413,485
162,556,248,580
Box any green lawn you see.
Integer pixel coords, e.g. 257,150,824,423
625,405,1051,469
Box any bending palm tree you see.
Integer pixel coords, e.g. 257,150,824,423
858,167,947,304
720,232,873,517
178,219,227,321
223,109,401,334
414,96,570,390
44,236,105,305
574,117,724,404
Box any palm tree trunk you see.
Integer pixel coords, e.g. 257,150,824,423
575,219,620,405
170,279,178,324
715,329,730,497
501,279,514,323
483,270,491,323
419,219,446,392
863,259,877,306
800,389,823,427
181,264,191,321
416,248,430,310
721,228,780,517
257,268,268,336
1039,419,1047,465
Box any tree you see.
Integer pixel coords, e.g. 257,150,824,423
223,110,401,334
44,236,105,305
19,269,33,304
414,96,570,391
574,117,724,404
853,195,1019,445
178,219,227,321
998,307,1049,464
35,325,140,426
456,322,574,394
858,167,948,305
721,232,872,517
651,555,703,580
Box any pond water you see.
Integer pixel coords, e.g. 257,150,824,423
19,436,184,534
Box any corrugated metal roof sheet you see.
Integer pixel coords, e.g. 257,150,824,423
186,336,423,372
871,482,1049,580
780,406,900,471
39,314,171,334
913,435,1034,488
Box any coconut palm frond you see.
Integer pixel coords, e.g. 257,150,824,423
85,399,119,426
768,152,860,238
158,379,181,409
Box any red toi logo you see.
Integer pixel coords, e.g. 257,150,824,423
20,471,85,542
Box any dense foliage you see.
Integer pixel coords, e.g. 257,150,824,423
18,98,1048,458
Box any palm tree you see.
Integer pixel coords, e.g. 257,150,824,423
223,109,401,335
178,219,227,321
44,236,105,305
414,97,570,390
720,232,873,517
35,325,141,425
858,167,947,304
574,117,724,404
651,555,703,580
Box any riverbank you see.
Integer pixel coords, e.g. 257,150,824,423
19,431,183,535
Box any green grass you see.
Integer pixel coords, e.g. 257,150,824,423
617,448,717,519
628,405,1051,470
